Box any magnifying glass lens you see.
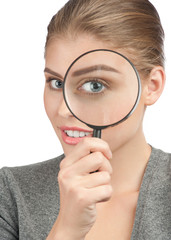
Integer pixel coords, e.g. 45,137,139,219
64,50,141,128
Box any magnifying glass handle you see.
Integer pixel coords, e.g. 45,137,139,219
90,129,101,174
93,129,101,138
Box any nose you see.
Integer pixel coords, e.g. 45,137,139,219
58,98,73,118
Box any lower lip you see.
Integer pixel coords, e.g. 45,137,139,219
61,130,92,145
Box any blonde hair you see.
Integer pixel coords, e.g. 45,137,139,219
45,0,165,77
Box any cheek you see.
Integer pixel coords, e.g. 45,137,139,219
44,87,60,122
102,99,145,151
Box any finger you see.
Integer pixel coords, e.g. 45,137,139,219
84,185,113,205
71,152,113,175
80,171,111,188
60,138,112,169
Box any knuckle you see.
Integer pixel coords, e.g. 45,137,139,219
59,158,67,169
95,151,103,158
105,185,113,197
70,187,87,206
68,183,77,195
97,185,113,203
78,138,92,153
57,169,65,183
102,185,113,200
94,152,104,163
77,191,86,205
81,138,99,151
58,168,70,183
102,171,111,182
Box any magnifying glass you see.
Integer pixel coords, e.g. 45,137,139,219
63,49,141,138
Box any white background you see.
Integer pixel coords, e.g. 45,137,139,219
0,0,170,168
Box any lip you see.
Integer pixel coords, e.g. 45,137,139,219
60,126,93,145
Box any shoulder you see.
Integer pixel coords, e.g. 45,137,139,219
0,154,65,205
143,147,170,201
0,155,64,239
150,147,170,183
134,147,171,239
132,147,171,239
0,154,64,187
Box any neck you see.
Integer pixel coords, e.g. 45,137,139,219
110,127,151,194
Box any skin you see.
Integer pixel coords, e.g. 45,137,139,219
44,34,165,240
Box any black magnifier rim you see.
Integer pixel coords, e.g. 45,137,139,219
63,49,141,130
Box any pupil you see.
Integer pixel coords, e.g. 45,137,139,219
91,82,102,92
55,80,62,88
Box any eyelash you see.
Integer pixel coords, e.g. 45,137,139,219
46,77,63,91
77,79,109,94
46,77,111,96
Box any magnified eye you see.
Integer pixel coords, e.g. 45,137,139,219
50,79,63,90
79,81,105,94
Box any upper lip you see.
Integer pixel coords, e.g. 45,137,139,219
60,126,92,132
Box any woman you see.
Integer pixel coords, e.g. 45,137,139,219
0,0,170,239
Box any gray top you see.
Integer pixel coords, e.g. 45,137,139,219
0,147,170,240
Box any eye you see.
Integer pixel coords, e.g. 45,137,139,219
79,81,105,94
47,78,63,90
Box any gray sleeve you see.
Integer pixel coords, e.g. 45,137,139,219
0,168,18,239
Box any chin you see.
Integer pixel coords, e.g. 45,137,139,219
62,143,76,156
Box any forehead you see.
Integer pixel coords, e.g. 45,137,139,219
45,34,115,75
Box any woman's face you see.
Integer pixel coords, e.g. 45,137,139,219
44,34,146,156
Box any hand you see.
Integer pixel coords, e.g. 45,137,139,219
47,138,113,240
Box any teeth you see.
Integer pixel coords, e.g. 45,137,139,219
80,131,85,137
66,130,73,137
64,130,91,138
74,131,79,138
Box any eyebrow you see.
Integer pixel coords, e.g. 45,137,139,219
44,64,120,79
44,67,63,79
72,64,120,77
